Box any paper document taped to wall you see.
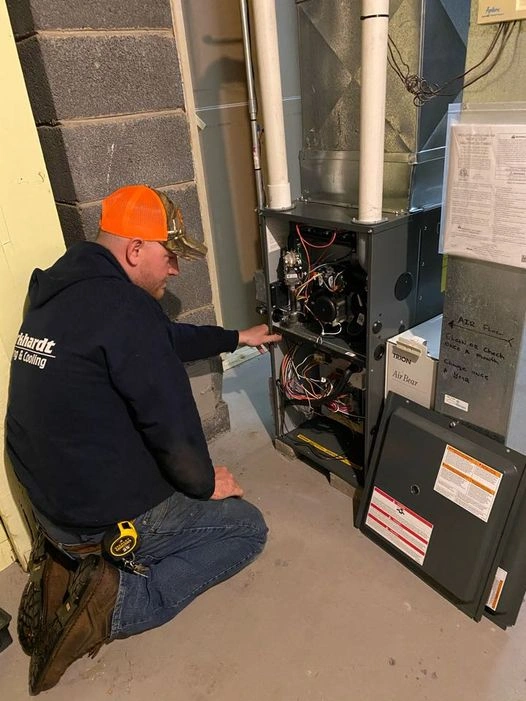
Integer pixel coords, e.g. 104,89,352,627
442,123,526,268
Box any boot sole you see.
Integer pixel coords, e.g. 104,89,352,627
29,555,102,695
18,550,73,656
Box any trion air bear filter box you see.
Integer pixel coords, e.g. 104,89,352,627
385,315,442,409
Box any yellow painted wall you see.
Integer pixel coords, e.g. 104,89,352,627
0,1,65,568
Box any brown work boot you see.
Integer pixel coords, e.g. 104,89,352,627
18,533,75,656
29,555,120,695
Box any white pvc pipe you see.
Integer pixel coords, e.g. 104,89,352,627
358,0,390,224
240,0,264,209
250,0,292,210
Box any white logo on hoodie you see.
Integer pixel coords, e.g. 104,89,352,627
13,332,57,370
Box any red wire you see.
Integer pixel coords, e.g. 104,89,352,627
297,228,337,249
295,224,311,272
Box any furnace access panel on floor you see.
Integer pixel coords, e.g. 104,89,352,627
357,393,526,628
258,202,443,485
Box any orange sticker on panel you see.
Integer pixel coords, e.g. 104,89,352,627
434,444,502,523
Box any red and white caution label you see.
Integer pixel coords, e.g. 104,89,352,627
434,444,502,523
486,566,508,612
365,487,433,566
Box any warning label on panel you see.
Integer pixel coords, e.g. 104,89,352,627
434,444,502,523
486,566,508,612
365,487,433,566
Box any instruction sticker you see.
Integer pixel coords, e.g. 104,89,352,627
486,566,508,612
444,394,469,412
365,487,433,566
434,444,502,522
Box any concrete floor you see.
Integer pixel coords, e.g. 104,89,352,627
1,353,526,700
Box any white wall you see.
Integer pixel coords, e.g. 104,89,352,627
0,0,65,568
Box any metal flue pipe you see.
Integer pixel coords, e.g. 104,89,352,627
249,0,292,211
358,0,390,224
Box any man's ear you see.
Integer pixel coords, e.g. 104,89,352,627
125,239,143,267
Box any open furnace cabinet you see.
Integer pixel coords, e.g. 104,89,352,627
258,201,444,486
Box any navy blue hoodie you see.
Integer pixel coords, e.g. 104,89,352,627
6,242,238,533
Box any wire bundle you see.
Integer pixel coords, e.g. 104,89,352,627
279,344,362,415
388,21,519,107
280,346,334,404
326,398,355,416
292,225,347,335
293,225,337,300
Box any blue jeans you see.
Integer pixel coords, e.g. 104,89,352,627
110,492,268,638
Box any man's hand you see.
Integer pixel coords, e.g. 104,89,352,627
211,466,244,500
238,324,282,351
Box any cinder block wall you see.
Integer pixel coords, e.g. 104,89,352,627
6,0,230,439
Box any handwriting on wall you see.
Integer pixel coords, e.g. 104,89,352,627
442,314,515,387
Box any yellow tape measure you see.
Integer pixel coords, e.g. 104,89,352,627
103,521,139,559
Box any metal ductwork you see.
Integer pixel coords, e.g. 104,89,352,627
297,0,470,213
